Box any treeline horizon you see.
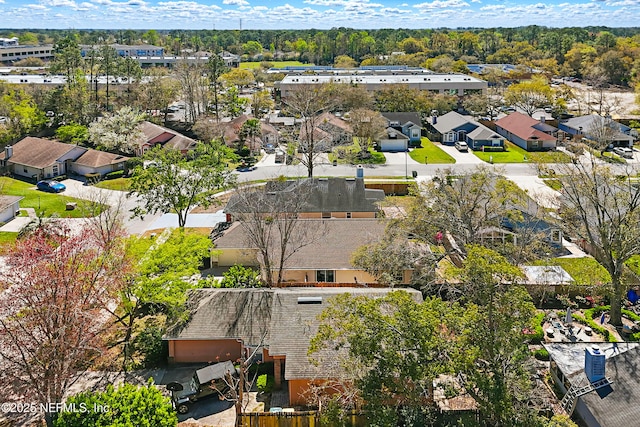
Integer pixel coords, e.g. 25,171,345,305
3,25,640,88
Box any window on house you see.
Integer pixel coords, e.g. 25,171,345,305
322,212,331,219
551,229,562,243
23,168,28,173
316,270,335,282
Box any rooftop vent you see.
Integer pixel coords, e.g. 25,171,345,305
297,297,322,304
585,345,606,383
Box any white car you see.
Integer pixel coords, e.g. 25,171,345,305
613,147,634,159
455,141,469,152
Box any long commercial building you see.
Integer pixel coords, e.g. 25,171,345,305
276,68,488,97
0,44,54,63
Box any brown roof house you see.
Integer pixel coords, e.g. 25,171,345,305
137,121,198,156
0,137,86,181
72,150,130,177
0,137,129,180
211,218,411,285
495,112,557,151
221,115,280,153
299,112,353,152
0,195,23,224
164,287,423,406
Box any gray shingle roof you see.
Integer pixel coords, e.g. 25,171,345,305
165,288,274,347
226,178,384,215
165,287,423,380
213,219,387,270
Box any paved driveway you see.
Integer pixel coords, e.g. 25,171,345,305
60,178,160,235
383,151,422,166
435,143,485,165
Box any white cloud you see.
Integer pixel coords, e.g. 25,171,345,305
223,0,249,5
414,0,469,10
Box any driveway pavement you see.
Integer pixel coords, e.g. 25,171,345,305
435,143,485,164
60,178,161,235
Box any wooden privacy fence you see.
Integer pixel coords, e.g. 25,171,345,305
240,411,367,427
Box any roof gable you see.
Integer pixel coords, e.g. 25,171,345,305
0,137,84,169
495,112,556,141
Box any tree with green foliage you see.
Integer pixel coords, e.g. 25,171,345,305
129,140,233,228
220,68,255,89
0,89,47,145
238,118,261,153
504,77,554,116
222,86,249,119
205,54,229,121
221,264,262,288
310,291,472,425
55,123,88,145
554,157,640,326
50,34,83,89
455,246,541,426
116,228,212,369
54,380,177,427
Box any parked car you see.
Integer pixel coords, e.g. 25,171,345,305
263,143,276,154
455,141,469,152
167,361,238,414
613,147,634,159
37,180,66,193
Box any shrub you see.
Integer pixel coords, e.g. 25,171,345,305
105,170,125,180
256,374,274,393
533,348,549,361
572,312,617,343
527,312,545,344
221,264,262,288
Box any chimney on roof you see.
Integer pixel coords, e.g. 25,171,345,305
540,116,546,123
4,145,12,161
356,164,364,179
585,345,606,383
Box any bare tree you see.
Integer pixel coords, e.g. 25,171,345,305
228,180,325,286
283,84,336,177
0,222,131,426
554,157,640,326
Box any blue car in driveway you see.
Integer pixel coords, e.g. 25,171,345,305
37,180,66,193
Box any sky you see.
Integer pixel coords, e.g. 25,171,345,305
1,0,640,30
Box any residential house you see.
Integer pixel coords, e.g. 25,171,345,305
0,137,130,180
224,177,385,222
298,112,353,151
381,112,422,147
137,121,198,156
378,127,410,152
211,218,407,285
72,150,130,177
495,112,557,151
428,111,505,150
164,287,423,406
545,343,640,427
0,137,86,180
221,115,279,153
0,195,22,224
558,115,635,148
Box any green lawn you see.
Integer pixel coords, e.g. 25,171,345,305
473,141,571,164
95,177,131,191
409,138,456,164
542,178,562,191
0,177,105,218
240,61,310,69
0,232,18,249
